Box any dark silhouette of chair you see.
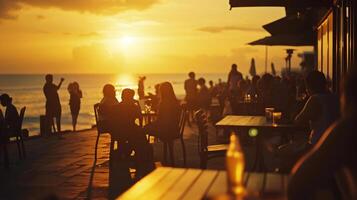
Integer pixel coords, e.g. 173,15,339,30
1,107,27,168
162,104,187,167
93,103,133,165
9,107,26,159
195,109,227,169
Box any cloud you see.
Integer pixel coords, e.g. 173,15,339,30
0,0,160,19
78,32,101,38
36,14,45,20
197,25,262,33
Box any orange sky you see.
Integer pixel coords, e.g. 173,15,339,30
0,0,312,75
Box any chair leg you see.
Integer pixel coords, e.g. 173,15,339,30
168,141,175,167
200,153,207,169
180,138,186,167
3,144,9,169
16,136,22,159
109,140,115,170
163,142,168,165
20,136,26,159
94,133,100,160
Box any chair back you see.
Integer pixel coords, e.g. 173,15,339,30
17,107,26,134
178,104,187,138
94,103,108,134
195,109,209,152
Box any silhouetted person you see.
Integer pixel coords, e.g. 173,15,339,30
68,82,82,131
197,78,211,110
184,72,198,123
43,74,64,133
295,71,339,145
138,76,146,100
145,82,180,142
227,63,243,91
99,86,153,178
288,70,357,200
0,94,19,134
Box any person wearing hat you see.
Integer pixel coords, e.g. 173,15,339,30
0,93,19,134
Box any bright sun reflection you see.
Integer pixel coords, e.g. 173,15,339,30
115,74,137,99
120,36,136,47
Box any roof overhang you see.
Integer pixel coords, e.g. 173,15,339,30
248,34,314,46
230,0,333,8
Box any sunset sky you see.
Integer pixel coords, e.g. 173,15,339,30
0,0,312,75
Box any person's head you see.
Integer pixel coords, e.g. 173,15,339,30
102,84,116,99
188,72,195,79
209,80,214,87
72,82,80,90
305,71,327,95
159,82,177,102
121,88,135,102
231,64,237,71
0,93,12,107
198,78,206,86
45,74,53,84
341,70,357,117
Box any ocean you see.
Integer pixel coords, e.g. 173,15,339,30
0,73,226,136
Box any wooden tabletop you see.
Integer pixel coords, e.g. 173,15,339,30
215,115,297,129
118,167,288,200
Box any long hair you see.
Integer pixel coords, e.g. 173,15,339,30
159,82,177,103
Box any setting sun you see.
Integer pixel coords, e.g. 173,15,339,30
120,36,136,47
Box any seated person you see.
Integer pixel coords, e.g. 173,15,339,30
145,82,181,141
288,70,357,200
0,93,20,135
197,78,211,110
295,71,339,146
99,85,153,177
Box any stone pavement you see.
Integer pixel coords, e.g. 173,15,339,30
0,123,279,200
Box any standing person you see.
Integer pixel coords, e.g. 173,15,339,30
184,72,198,124
138,76,146,100
227,63,243,91
43,74,64,134
67,82,82,131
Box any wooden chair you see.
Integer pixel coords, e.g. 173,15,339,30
93,103,132,164
195,109,228,169
162,104,187,167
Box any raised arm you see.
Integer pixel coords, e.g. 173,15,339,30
57,78,64,90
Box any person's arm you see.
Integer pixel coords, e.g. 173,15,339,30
294,96,320,125
57,78,64,90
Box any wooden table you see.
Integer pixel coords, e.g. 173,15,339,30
118,167,288,200
216,115,305,171
215,115,297,129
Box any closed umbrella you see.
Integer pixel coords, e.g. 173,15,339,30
249,58,257,77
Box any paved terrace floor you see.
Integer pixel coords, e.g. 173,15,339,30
0,124,280,200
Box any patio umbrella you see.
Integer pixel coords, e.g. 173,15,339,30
271,62,277,76
249,58,257,77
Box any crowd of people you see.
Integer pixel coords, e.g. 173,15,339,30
0,63,356,199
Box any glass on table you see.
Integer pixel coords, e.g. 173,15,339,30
265,107,275,121
272,112,282,125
